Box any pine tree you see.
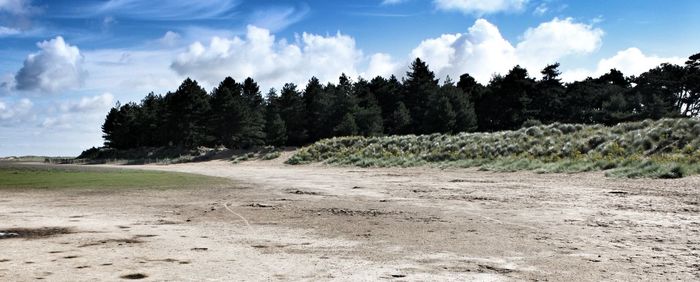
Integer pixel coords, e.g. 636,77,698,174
634,64,685,118
328,74,358,138
303,77,330,142
370,75,403,133
535,63,566,123
424,91,456,134
210,77,244,148
240,77,266,148
138,92,166,147
442,78,477,133
682,53,700,116
264,88,287,147
403,58,439,132
389,102,411,135
478,66,536,130
164,78,212,148
278,83,308,146
353,77,384,136
334,113,358,136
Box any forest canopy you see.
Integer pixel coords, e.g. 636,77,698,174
99,53,700,151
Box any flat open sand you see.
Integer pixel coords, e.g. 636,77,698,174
1,157,699,281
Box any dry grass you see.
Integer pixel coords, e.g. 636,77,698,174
287,118,700,178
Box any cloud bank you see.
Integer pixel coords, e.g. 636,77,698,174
410,17,602,82
171,25,363,88
561,48,685,81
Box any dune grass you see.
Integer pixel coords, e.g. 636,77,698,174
0,163,228,189
287,118,700,178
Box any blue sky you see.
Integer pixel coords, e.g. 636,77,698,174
1,0,699,156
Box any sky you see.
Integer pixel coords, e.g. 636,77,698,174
1,0,699,156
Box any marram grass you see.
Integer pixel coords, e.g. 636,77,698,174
287,118,700,178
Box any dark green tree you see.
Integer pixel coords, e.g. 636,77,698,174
278,83,308,146
334,113,358,136
477,66,536,131
534,63,566,123
209,77,245,148
370,75,404,133
328,74,358,137
442,77,477,133
403,58,439,132
138,93,167,147
424,90,456,134
303,77,331,141
633,64,684,119
239,77,266,148
388,102,411,135
682,53,700,116
264,88,287,147
164,78,212,147
353,77,384,136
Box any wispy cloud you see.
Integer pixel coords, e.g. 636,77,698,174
247,4,309,32
0,0,40,36
348,12,416,17
66,0,240,21
381,0,410,5
533,3,548,16
433,0,528,15
0,0,34,15
0,26,21,36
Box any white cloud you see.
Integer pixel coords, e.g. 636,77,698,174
159,31,181,47
81,47,183,97
0,98,33,125
434,0,528,14
38,94,115,130
365,53,400,78
0,26,20,36
171,25,365,89
596,48,684,76
169,18,604,87
533,3,548,15
411,33,461,73
409,17,603,83
410,19,517,82
14,36,87,93
59,93,114,113
561,48,685,82
516,17,603,71
0,0,32,15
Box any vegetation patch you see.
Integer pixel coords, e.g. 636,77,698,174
287,118,700,178
231,146,283,163
75,146,228,165
0,227,73,240
0,164,228,189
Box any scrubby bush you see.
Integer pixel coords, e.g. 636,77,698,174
287,118,700,178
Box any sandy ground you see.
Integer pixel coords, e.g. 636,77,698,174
1,156,699,281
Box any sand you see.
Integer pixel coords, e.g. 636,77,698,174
1,158,698,281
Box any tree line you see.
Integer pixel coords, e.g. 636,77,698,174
101,53,700,150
